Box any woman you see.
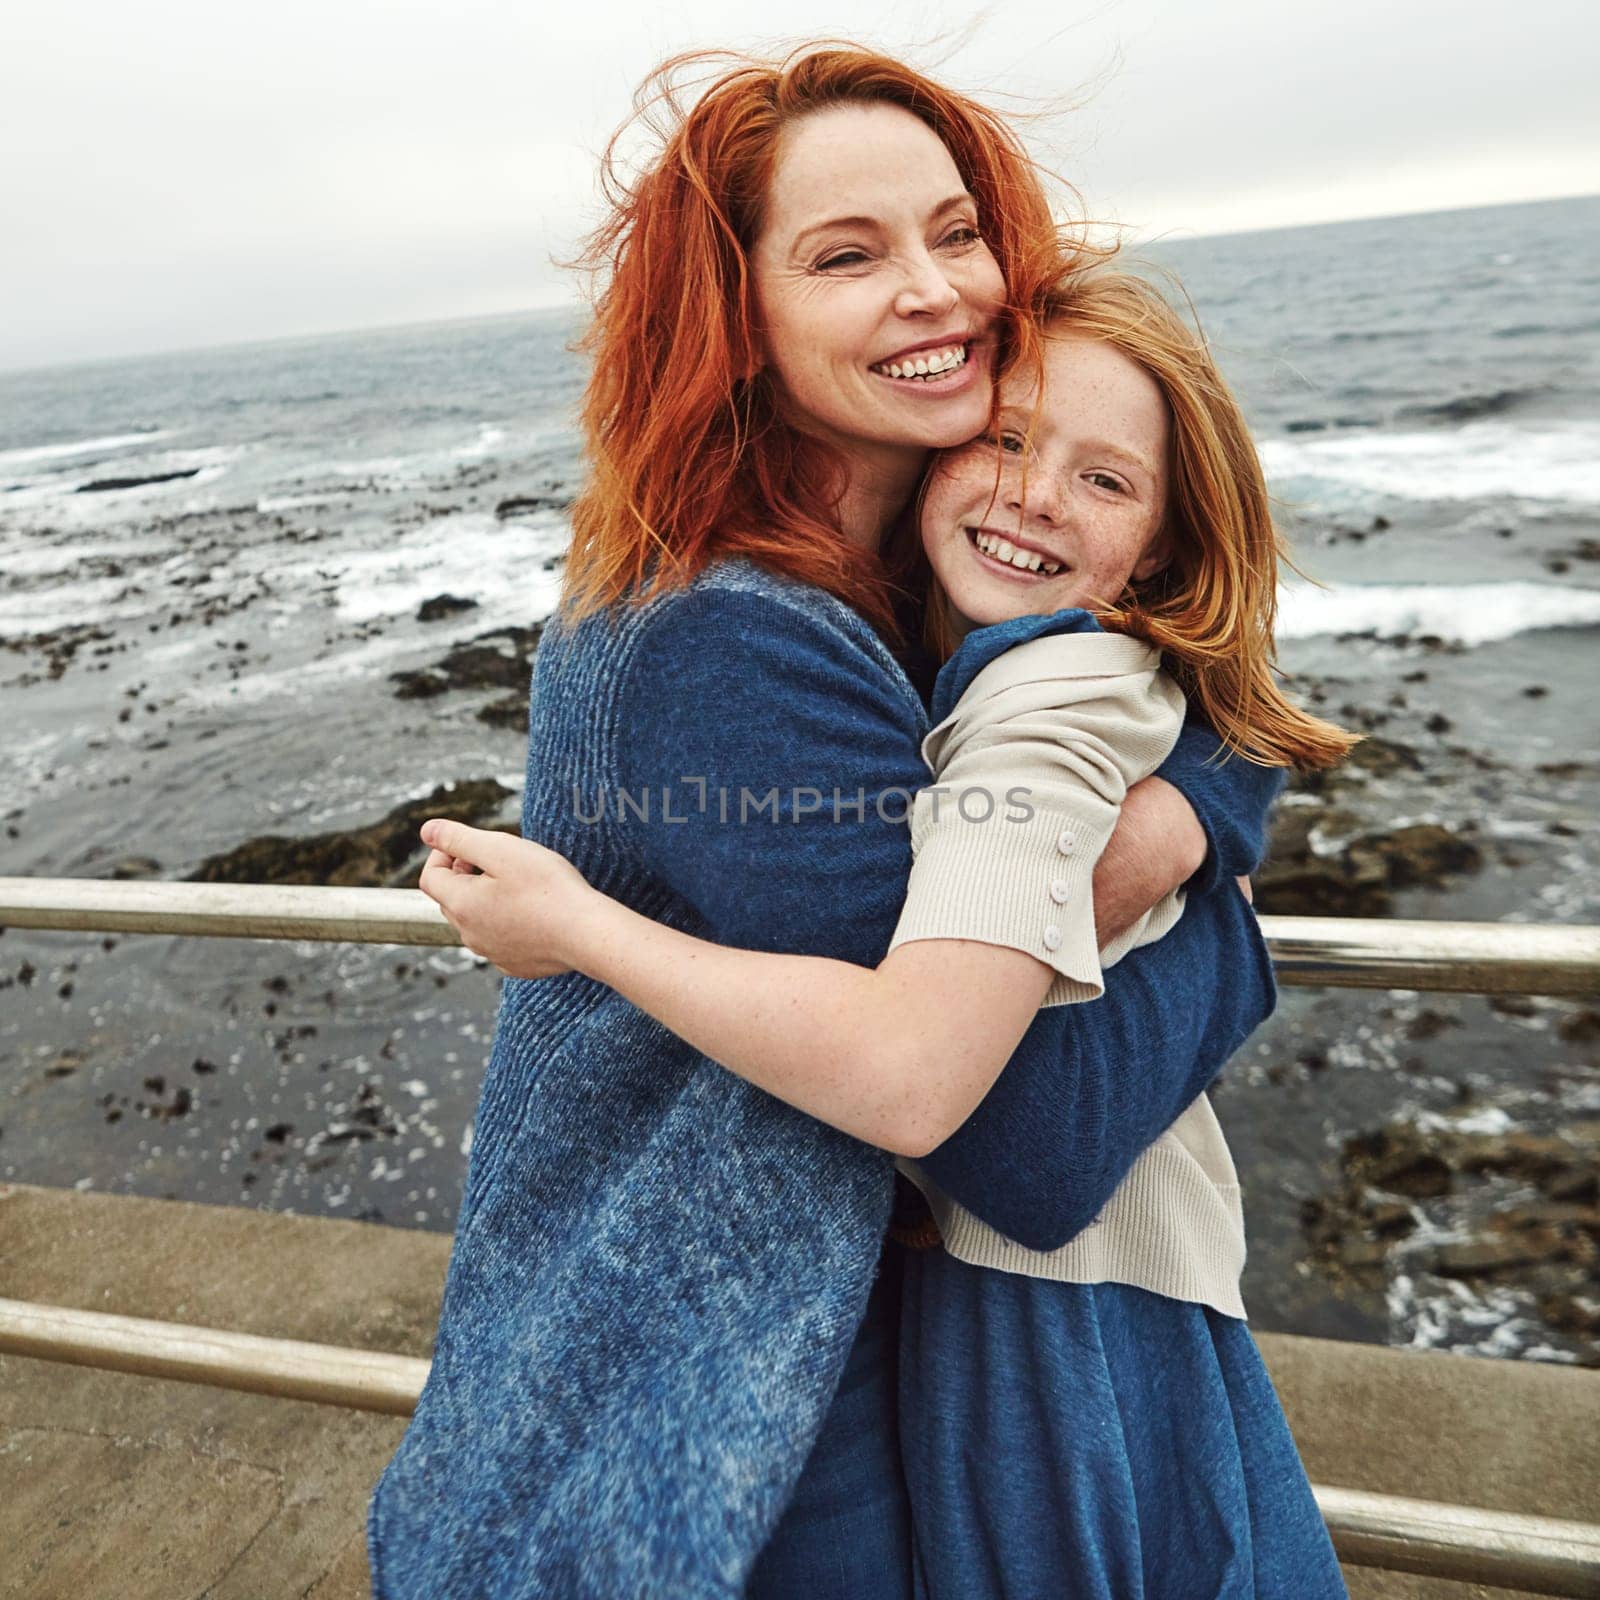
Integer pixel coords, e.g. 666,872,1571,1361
368,45,1287,1598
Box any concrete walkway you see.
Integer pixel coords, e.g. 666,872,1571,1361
1,1181,1595,1599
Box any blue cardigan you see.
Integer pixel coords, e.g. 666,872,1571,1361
367,557,1284,1598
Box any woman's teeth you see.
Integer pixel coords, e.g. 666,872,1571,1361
870,344,968,381
972,528,1062,576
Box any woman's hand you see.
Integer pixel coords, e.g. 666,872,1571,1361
416,819,593,980
1091,775,1209,945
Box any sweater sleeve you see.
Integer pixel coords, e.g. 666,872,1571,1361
615,584,1278,1250
1155,706,1289,896
916,883,1277,1248
887,657,1185,1004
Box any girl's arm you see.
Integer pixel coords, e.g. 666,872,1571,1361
420,821,1052,1158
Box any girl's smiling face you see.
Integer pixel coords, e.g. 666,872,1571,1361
921,332,1174,640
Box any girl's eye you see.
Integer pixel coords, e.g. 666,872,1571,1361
1088,471,1127,493
988,430,1026,454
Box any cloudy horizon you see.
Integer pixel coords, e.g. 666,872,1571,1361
4,0,1595,375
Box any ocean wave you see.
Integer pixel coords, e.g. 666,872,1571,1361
1277,580,1600,646
1395,387,1546,424
0,428,177,468
1260,421,1600,507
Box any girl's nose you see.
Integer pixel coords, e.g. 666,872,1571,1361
1005,466,1069,526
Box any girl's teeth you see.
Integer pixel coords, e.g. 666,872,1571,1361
972,529,1062,576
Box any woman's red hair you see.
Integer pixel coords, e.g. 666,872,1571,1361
559,42,1082,650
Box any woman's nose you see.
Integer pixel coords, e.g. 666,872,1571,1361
893,250,961,320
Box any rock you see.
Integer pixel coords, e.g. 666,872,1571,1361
1339,1238,1391,1270
1365,1201,1418,1239
1430,1232,1566,1277
109,856,162,880
75,468,201,493
1256,813,1481,918
494,492,572,519
1490,994,1538,1017
184,777,517,889
1343,1126,1455,1198
1546,1169,1600,1204
1373,823,1484,889
1490,1203,1600,1234
417,593,479,623
1558,1008,1600,1045
389,624,543,700
476,694,527,731
1405,1008,1460,1042
1541,1293,1600,1336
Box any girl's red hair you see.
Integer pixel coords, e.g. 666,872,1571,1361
921,267,1360,773
560,42,1081,650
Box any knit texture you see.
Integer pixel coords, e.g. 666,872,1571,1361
366,558,1285,1598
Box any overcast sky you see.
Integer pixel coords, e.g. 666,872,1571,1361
3,0,1594,372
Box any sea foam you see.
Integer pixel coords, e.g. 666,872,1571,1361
1261,421,1600,507
1277,579,1600,646
0,428,178,468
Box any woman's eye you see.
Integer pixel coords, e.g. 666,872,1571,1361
940,224,982,250
817,249,868,271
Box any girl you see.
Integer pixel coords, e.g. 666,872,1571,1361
419,266,1358,1596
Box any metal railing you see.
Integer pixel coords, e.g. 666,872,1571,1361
4,876,1599,996
2,877,1598,1595
2,1294,1597,1596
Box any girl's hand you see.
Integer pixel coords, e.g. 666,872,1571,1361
1236,874,1253,905
416,819,593,980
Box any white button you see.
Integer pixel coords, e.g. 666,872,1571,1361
1049,878,1070,904
1056,830,1076,856
1042,924,1063,951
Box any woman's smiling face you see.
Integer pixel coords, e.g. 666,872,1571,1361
750,101,1005,470
921,332,1174,638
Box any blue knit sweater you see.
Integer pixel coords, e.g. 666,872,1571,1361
367,556,1285,1598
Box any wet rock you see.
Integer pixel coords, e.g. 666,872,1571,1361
476,694,527,731
1430,1231,1566,1277
495,492,571,519
1343,1125,1455,1197
109,855,162,880
1559,1008,1600,1045
1256,815,1484,918
1302,1115,1600,1345
76,468,201,493
1,622,117,681
417,593,479,623
1405,1008,1460,1042
390,624,543,700
1541,1293,1600,1336
185,777,516,889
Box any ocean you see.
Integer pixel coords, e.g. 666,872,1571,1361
2,193,1597,1363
